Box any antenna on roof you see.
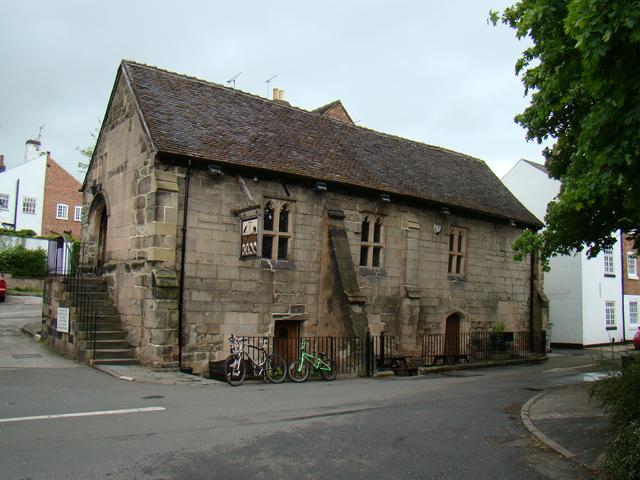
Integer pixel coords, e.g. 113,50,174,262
226,72,242,89
265,74,278,97
37,124,45,142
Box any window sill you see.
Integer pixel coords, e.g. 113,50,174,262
447,274,465,282
628,275,639,280
261,259,295,270
358,266,386,276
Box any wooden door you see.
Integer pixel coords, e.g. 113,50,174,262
274,320,301,366
444,314,460,356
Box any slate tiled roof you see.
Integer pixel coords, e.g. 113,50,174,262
523,159,549,175
121,61,541,228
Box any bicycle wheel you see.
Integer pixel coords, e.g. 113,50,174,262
320,360,337,381
224,355,246,386
288,360,309,382
264,353,286,384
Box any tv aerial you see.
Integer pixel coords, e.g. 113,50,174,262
226,72,242,89
265,74,278,97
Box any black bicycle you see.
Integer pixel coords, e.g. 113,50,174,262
224,335,287,386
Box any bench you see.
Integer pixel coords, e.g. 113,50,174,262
377,356,422,376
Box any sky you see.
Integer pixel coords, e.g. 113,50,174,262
0,1,549,182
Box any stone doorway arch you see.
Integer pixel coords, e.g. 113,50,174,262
86,193,110,274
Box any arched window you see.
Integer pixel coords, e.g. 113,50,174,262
359,216,383,268
262,201,292,261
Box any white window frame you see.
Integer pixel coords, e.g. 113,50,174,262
22,196,36,214
605,301,616,327
603,248,614,275
0,193,9,211
74,206,82,222
56,203,69,220
629,301,638,325
627,252,638,279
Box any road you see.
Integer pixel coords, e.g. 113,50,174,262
1,298,598,480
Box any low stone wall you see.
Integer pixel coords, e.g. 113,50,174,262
4,273,44,292
41,277,77,359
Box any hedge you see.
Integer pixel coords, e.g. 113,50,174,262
0,245,48,277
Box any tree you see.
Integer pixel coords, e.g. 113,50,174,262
491,1,640,264
76,122,101,176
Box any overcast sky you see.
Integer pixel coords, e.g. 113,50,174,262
0,1,548,182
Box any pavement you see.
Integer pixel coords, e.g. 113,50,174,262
11,295,640,477
521,344,637,476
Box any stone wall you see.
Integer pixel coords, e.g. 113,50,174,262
81,74,179,369
164,169,533,374
41,277,77,358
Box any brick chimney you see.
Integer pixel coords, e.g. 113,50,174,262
0,155,5,173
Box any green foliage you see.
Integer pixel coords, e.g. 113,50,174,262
0,245,48,277
491,321,507,335
492,1,640,262
76,122,100,176
0,228,37,238
594,358,640,479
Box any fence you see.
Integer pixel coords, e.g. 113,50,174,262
216,330,546,378
48,242,98,360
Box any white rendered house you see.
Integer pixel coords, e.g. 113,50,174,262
502,159,623,347
0,140,47,234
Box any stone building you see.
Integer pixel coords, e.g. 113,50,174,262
78,61,542,374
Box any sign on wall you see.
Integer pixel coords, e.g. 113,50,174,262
240,217,258,258
57,307,70,333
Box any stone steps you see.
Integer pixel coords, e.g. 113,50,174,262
67,276,138,366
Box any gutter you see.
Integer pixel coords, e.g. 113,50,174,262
177,159,192,372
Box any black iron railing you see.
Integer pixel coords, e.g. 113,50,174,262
49,242,99,360
418,331,546,365
214,330,546,378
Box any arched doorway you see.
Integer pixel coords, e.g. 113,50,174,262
87,193,109,275
96,205,108,274
444,313,461,356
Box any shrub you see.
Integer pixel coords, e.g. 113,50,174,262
594,357,640,480
0,228,37,238
0,245,48,277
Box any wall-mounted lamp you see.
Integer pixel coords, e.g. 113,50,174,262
313,181,327,192
440,206,450,215
207,164,224,176
509,219,517,227
379,193,391,203
433,224,442,234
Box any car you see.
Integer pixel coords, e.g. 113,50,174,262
0,274,6,302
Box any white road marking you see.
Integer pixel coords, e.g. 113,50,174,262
542,363,596,373
0,406,165,424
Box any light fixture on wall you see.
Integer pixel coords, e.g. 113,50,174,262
510,219,517,227
440,206,450,215
433,224,442,234
207,164,224,176
379,193,391,203
313,181,327,192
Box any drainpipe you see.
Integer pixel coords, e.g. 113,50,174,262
13,179,20,229
529,251,536,351
619,231,626,343
177,159,192,372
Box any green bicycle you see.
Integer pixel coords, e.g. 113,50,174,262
288,339,337,382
